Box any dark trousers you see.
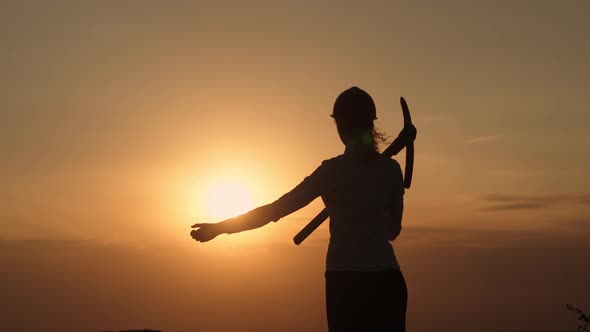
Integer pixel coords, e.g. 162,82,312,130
325,268,407,332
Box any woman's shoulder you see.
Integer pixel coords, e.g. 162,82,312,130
318,154,346,168
312,154,353,175
320,153,400,164
318,154,401,171
383,156,402,169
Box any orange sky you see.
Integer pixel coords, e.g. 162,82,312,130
1,2,589,332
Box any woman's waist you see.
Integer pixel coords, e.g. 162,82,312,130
326,240,396,270
328,231,391,246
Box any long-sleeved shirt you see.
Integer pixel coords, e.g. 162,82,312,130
240,147,405,271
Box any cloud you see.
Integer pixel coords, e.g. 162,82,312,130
464,135,499,144
482,202,548,211
479,193,590,211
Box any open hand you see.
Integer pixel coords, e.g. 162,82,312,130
190,223,222,242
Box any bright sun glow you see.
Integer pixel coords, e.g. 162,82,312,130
205,182,255,220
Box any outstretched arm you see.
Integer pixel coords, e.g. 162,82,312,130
191,162,328,242
190,204,276,242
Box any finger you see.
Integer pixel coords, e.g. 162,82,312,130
191,223,210,228
191,233,206,242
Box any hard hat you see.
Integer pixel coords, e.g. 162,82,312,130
331,87,377,122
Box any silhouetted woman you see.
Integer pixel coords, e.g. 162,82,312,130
191,87,415,331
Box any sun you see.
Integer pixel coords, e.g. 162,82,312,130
205,181,255,220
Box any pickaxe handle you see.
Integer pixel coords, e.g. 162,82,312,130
293,97,415,245
401,97,414,189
